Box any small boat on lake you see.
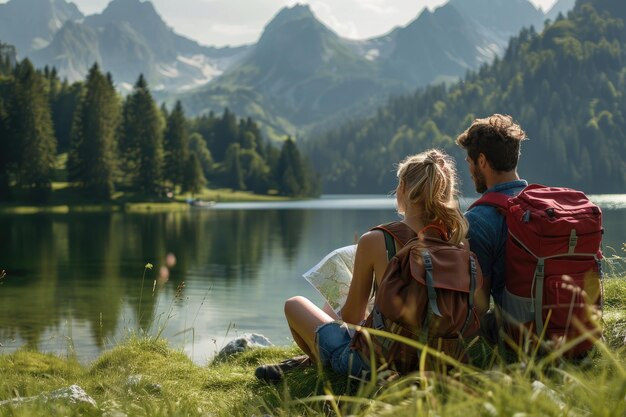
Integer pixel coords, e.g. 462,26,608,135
188,199,216,208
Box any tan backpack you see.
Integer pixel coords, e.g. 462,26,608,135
352,221,484,374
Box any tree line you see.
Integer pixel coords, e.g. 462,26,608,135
0,59,319,202
305,0,626,195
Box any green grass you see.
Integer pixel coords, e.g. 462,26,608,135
176,187,290,203
0,278,624,416
0,340,310,416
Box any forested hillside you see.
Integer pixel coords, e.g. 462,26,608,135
0,60,318,202
307,0,626,195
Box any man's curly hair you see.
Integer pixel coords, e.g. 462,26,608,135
456,114,527,172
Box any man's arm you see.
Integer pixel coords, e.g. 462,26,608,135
465,209,496,300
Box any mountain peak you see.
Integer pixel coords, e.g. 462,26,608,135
104,0,158,14
277,4,314,19
85,0,165,29
256,2,336,54
0,0,83,53
265,4,317,30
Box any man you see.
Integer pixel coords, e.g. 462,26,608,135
456,114,528,335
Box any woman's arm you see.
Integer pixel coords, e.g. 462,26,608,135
339,230,384,325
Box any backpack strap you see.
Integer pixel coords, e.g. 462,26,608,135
422,250,443,318
369,222,418,297
371,222,418,261
468,192,510,212
382,230,396,261
459,255,478,336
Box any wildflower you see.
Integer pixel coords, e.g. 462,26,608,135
165,253,176,268
159,266,170,281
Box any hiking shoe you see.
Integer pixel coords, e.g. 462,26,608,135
254,355,312,383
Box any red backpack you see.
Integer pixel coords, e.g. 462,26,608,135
470,184,603,356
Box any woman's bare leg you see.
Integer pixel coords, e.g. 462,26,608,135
284,296,334,362
322,302,340,320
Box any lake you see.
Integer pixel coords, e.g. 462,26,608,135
0,195,625,364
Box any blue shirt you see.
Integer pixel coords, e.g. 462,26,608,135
465,180,528,306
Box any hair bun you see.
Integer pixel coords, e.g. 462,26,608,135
425,151,445,168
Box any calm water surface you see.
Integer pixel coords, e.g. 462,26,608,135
1,195,625,364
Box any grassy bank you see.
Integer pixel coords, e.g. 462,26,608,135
1,278,624,416
0,182,291,214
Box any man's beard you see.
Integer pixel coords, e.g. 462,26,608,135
473,168,487,194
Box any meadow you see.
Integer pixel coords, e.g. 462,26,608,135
0,268,624,416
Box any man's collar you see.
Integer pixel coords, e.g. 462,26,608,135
485,179,528,193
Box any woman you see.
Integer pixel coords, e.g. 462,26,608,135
256,149,483,382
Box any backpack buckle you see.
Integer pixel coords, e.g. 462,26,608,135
372,306,386,330
568,229,578,254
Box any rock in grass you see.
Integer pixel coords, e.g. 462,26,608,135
102,410,128,417
126,375,162,395
215,333,273,361
0,385,97,409
531,380,565,410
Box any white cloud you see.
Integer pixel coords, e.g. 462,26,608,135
210,23,260,37
533,0,559,12
356,0,400,16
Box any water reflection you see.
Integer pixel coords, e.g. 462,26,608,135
0,208,314,355
0,196,624,362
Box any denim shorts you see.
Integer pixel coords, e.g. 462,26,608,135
315,321,370,378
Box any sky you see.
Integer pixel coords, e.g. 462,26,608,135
4,0,560,47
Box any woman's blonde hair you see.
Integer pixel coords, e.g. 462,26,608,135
396,149,468,245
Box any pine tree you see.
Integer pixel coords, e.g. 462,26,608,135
276,137,308,197
9,59,57,200
240,148,270,194
163,100,189,191
192,112,216,152
51,80,83,152
120,74,164,195
160,102,169,120
0,83,12,199
223,143,245,190
213,108,238,162
67,64,121,200
188,132,214,180
182,153,206,196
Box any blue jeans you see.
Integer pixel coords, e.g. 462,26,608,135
315,321,370,378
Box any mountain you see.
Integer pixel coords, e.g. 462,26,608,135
305,0,626,194
29,0,250,91
31,21,101,82
1,0,578,139
179,1,548,139
378,0,545,86
179,4,405,137
83,0,207,60
0,0,83,55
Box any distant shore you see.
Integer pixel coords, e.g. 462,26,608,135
0,182,293,214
